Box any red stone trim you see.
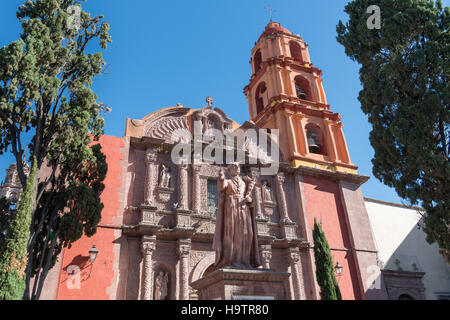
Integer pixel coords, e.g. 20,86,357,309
289,154,358,170
254,101,338,127
245,57,322,94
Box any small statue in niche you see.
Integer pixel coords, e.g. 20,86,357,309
159,164,172,188
154,271,169,300
261,180,273,203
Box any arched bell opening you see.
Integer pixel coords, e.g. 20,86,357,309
305,123,327,156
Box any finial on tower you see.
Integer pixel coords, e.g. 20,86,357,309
264,5,276,22
206,96,213,107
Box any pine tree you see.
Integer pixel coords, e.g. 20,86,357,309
313,219,342,300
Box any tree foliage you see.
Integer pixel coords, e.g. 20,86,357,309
337,0,449,262
313,219,342,300
0,0,111,299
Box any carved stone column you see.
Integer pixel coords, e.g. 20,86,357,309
178,162,189,210
192,165,201,213
250,168,264,220
275,172,291,223
144,149,158,206
289,248,304,300
177,239,191,300
259,245,272,269
141,236,156,300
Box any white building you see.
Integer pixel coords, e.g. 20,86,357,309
365,198,450,300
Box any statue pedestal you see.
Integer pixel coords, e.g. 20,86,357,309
190,268,291,300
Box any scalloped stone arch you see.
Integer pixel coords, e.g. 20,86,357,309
142,107,190,141
189,253,215,284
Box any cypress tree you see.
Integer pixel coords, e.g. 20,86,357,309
336,0,449,262
313,218,342,300
0,159,36,300
0,0,111,299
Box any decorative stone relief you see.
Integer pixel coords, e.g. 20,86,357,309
250,168,264,220
177,239,191,300
143,111,190,144
192,165,202,213
288,248,304,300
143,150,158,206
275,172,292,223
259,245,272,269
178,163,189,210
261,180,276,217
154,270,169,300
190,104,234,139
158,164,172,188
141,236,157,300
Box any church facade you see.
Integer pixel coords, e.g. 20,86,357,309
3,21,427,300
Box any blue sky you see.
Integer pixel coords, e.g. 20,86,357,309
2,0,447,204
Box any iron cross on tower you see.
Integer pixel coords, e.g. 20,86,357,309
265,5,277,22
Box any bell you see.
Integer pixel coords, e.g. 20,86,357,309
307,132,321,154
298,92,308,100
295,84,308,100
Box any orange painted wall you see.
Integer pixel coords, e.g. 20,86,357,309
302,175,362,300
56,135,124,300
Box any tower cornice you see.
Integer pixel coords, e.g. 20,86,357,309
253,100,336,127
244,57,322,94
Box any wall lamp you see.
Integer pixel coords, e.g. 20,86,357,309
88,244,99,278
334,261,343,277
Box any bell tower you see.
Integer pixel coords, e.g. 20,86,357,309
244,21,357,174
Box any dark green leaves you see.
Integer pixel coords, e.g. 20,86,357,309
337,0,449,262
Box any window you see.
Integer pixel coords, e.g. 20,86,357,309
254,50,262,74
207,179,219,217
295,83,308,100
289,41,302,62
305,123,327,155
294,76,311,101
255,82,267,114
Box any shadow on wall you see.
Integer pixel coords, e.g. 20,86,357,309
367,216,450,300
62,255,91,284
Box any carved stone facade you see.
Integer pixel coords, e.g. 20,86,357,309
115,101,320,300
382,270,426,300
33,21,400,301
0,163,29,201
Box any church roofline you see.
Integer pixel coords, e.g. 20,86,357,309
364,197,424,211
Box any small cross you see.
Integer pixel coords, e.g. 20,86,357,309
206,96,213,106
265,5,277,22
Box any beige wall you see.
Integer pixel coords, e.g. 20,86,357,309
365,199,450,300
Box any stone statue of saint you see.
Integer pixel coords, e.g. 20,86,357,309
212,163,261,269
261,180,273,203
154,271,168,300
159,164,171,188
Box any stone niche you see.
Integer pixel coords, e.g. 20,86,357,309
190,268,290,300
